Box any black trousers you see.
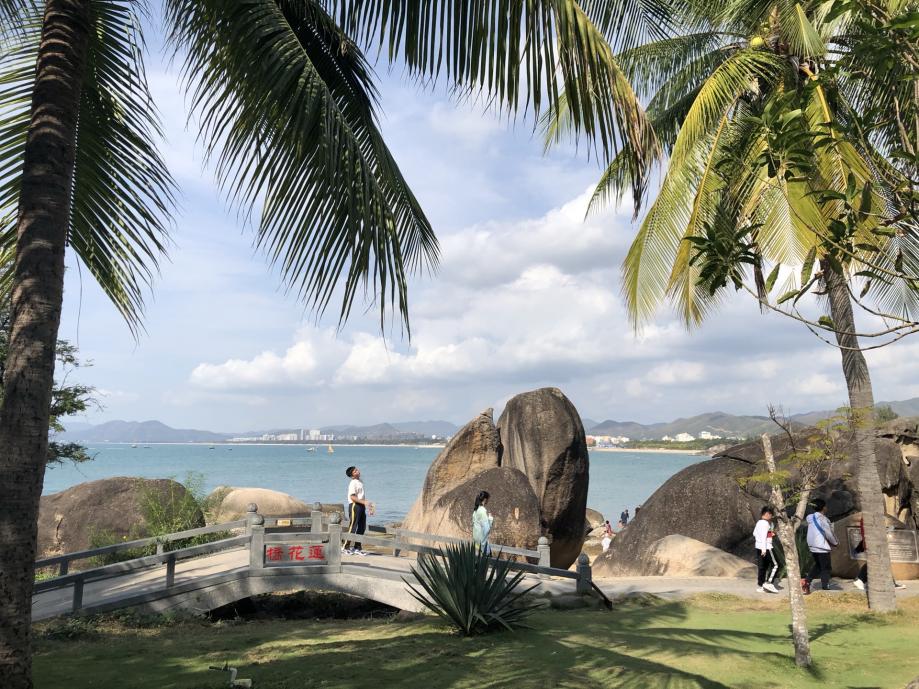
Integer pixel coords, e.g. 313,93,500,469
344,502,366,550
806,552,832,589
756,549,778,586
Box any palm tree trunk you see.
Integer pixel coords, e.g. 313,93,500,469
0,2,91,686
821,259,897,613
761,433,812,667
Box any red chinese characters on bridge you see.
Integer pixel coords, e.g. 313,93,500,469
264,544,325,564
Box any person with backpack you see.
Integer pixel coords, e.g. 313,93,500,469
803,498,838,593
753,506,780,593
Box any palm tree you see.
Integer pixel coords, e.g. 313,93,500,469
0,1,650,685
565,0,919,612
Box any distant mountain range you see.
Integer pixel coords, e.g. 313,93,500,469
586,397,919,440
61,420,229,443
59,397,919,444
59,419,460,443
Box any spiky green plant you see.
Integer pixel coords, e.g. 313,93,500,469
405,542,539,635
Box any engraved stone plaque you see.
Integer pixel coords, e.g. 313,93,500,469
845,526,918,563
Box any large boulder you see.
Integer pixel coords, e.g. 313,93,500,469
585,508,606,533
597,422,919,578
403,389,590,569
208,487,314,522
402,409,499,530
606,535,757,578
497,387,590,567
596,457,763,575
407,467,542,551
38,477,203,559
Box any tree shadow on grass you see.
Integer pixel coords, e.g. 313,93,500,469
34,598,817,689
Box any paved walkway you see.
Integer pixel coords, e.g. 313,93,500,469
594,575,919,600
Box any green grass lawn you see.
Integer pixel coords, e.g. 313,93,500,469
33,593,919,689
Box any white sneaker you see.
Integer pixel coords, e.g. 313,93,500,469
341,547,353,555
763,582,779,593
895,582,906,590
356,549,368,556
756,586,765,593
853,578,865,590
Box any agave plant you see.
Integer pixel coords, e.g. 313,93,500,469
405,542,539,635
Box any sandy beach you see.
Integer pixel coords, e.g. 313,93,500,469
590,446,706,455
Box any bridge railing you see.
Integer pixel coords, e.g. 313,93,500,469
34,520,249,577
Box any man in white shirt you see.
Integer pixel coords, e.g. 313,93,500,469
753,506,779,593
344,466,370,556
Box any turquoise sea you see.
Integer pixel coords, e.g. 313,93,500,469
42,444,704,525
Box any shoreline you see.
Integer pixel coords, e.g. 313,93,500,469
590,447,706,456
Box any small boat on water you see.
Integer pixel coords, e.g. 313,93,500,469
131,444,137,448
327,444,334,454
209,445,215,450
306,447,316,453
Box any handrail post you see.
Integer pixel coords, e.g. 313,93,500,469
59,560,69,577
310,502,323,533
576,554,592,595
72,577,84,613
156,542,164,556
327,512,342,572
165,553,176,588
247,503,265,570
537,537,550,579
393,528,401,558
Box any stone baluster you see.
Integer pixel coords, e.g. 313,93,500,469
246,503,265,570
576,553,592,594
537,537,551,578
311,502,323,533
327,512,342,571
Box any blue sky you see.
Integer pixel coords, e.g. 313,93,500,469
56,20,919,432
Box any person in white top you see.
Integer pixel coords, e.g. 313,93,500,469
344,466,373,556
753,506,780,593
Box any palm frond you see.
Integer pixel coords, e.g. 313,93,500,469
778,0,826,57
331,0,656,167
0,0,173,330
669,48,786,172
580,0,679,52
166,0,439,333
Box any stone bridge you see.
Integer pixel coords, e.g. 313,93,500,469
33,505,600,620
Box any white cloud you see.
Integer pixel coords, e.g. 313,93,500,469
190,330,343,391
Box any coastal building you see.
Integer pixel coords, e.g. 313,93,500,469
699,431,722,440
674,432,696,442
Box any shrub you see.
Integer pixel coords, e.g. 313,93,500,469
405,542,538,635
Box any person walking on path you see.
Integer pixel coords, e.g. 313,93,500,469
803,498,838,593
472,490,494,556
344,466,373,556
620,508,630,526
753,506,780,593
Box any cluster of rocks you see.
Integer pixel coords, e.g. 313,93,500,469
36,479,342,562
402,387,589,568
594,418,919,578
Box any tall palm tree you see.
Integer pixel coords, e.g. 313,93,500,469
0,1,650,686
566,0,919,612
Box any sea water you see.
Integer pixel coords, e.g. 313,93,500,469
42,444,703,525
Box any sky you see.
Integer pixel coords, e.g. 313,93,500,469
56,23,919,433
